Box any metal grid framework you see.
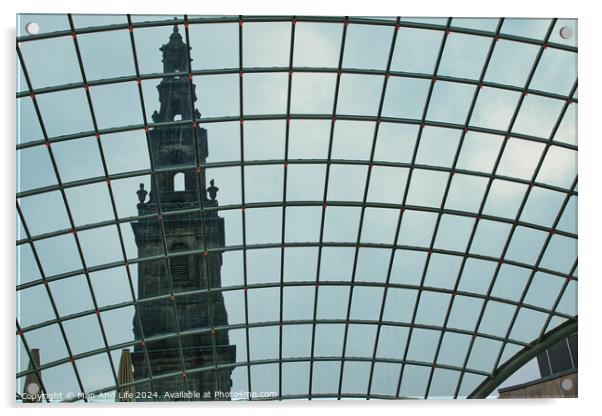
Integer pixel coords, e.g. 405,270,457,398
15,15,578,401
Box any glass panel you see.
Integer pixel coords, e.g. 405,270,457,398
371,362,400,397
426,81,476,124
245,207,282,245
18,14,70,36
331,120,374,160
247,287,279,323
341,361,371,394
415,291,451,327
19,36,81,89
243,73,288,115
189,23,238,70
360,208,399,245
48,276,94,317
390,28,442,74
530,49,577,96
314,324,345,357
328,164,368,201
376,325,409,360
424,253,463,289
373,123,418,163
434,215,476,252
382,77,430,120
282,362,309,396
483,179,527,219
286,164,326,201
66,182,115,226
293,22,342,67
288,120,331,159
437,331,472,367
323,207,361,242
540,235,577,274
349,286,383,321
78,225,124,268
311,361,341,395
500,18,551,40
290,73,337,114
16,97,44,144
383,288,417,323
478,301,516,337
17,146,57,193
416,127,461,168
345,324,377,357
19,191,70,237
491,264,530,302
397,210,438,248
467,336,503,373
469,220,512,258
37,91,93,139
549,19,578,47
336,74,383,116
246,247,280,285
389,249,427,286
537,146,577,189
244,164,283,203
243,22,291,67
34,234,82,277
513,95,565,139
282,286,315,321
248,326,278,361
484,40,539,87
520,186,565,227
451,18,499,32
510,308,548,342
471,87,521,132
438,33,491,80
283,247,318,282
457,258,496,295
447,295,483,332
428,368,460,399
316,286,350,320
195,74,240,117
355,247,391,283
343,23,394,71
524,272,565,310
282,324,312,359
398,364,429,398
78,30,135,81
504,226,548,265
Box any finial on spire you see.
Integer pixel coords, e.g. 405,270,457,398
173,17,179,33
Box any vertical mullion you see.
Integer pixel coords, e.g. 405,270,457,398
237,15,253,399
421,18,505,399
393,18,453,399
125,14,190,397
307,17,349,400
183,14,223,397
278,16,297,400
334,17,401,400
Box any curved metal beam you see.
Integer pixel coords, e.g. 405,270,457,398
468,318,577,398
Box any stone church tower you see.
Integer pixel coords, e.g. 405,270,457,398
129,23,235,401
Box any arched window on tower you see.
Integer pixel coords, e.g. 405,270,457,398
174,172,185,191
170,243,189,286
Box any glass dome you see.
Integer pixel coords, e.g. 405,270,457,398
16,14,577,402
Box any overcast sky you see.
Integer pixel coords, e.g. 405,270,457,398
16,14,577,400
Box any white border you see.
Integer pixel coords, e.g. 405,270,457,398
3,1,600,416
